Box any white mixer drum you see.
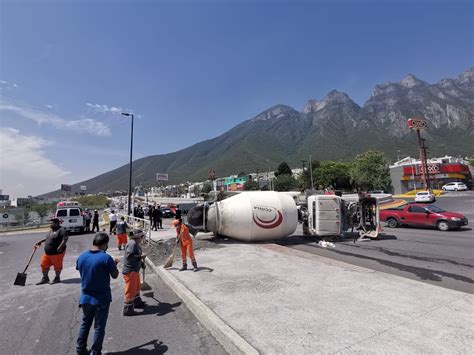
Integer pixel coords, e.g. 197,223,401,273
208,191,298,241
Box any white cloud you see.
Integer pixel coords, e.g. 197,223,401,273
0,80,8,85
0,103,111,136
45,104,54,109
0,80,18,89
86,102,123,114
13,83,19,88
0,128,70,198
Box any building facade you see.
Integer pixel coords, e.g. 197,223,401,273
390,156,472,194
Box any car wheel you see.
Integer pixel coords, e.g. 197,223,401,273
442,187,446,191
455,188,458,191
437,220,450,231
386,218,399,228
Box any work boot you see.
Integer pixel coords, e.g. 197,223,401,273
118,246,122,251
192,261,198,272
179,263,187,271
51,276,61,284
133,296,147,308
36,277,50,285
123,303,135,316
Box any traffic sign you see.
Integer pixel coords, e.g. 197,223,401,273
208,168,216,179
407,118,427,130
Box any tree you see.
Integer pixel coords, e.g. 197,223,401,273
350,151,392,192
273,174,296,191
237,171,247,177
313,161,352,190
243,178,259,191
201,183,212,194
298,160,320,190
274,162,292,177
23,209,31,224
32,204,52,223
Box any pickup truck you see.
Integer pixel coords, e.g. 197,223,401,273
380,203,468,231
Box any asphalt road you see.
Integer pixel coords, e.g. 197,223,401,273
277,191,474,294
0,231,225,355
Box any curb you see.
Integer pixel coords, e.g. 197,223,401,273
145,258,259,355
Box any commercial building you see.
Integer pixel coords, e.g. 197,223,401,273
389,156,472,194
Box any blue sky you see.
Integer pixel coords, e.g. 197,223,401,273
1,0,472,198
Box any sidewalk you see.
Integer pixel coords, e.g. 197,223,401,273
147,237,474,354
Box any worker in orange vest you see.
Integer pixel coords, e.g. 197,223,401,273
172,218,198,272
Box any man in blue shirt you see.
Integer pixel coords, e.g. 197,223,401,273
76,232,119,355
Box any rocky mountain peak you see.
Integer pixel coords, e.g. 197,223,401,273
303,90,355,113
400,74,427,88
252,104,298,122
455,67,474,84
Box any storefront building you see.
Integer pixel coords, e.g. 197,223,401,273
390,156,472,194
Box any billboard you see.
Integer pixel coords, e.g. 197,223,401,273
0,195,9,201
61,184,72,191
156,173,169,181
80,185,87,191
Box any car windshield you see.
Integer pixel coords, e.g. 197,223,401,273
425,205,445,213
418,192,428,195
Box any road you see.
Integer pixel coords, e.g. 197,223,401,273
0,231,225,354
277,191,474,294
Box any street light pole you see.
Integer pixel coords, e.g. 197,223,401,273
121,112,134,216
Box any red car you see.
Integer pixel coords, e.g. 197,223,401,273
380,203,468,231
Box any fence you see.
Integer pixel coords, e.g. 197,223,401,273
118,213,152,244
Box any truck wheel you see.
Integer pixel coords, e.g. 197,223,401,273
386,218,399,228
437,220,450,231
302,222,310,236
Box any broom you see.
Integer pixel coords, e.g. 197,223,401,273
163,239,180,268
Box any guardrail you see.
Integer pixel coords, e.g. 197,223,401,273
118,213,152,244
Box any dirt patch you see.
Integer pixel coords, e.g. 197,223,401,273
143,235,225,266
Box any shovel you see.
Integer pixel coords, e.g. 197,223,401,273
141,264,152,291
14,247,38,286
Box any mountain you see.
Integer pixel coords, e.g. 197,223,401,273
41,68,474,197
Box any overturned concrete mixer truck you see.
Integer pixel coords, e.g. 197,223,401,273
186,191,384,242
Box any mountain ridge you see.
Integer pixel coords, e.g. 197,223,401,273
40,67,474,197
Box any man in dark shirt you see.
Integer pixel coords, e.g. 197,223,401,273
76,232,119,355
34,217,69,284
92,210,100,232
122,229,147,316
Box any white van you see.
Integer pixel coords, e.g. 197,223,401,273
55,201,85,233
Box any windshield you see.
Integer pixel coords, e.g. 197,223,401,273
425,206,445,213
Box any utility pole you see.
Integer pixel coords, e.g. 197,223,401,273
408,118,431,191
309,155,314,191
301,160,307,190
121,112,134,215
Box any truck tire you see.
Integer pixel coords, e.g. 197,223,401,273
437,220,450,231
386,218,399,228
302,222,310,236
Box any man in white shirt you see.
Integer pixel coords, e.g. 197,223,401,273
109,210,118,235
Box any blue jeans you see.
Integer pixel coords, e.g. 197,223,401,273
76,303,110,354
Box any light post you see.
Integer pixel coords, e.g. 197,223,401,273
121,112,134,216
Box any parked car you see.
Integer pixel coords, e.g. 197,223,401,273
415,191,436,203
380,203,468,231
442,182,468,191
161,207,175,218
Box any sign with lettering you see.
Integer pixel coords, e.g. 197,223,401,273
420,164,440,174
61,184,72,191
407,118,427,130
156,173,169,181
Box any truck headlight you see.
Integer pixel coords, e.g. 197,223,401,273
450,217,461,221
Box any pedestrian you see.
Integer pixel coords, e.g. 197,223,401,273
175,205,182,220
172,218,198,272
122,229,147,316
156,206,163,229
84,209,91,232
152,206,160,231
148,205,154,229
115,216,129,250
34,217,69,284
92,209,100,232
109,210,117,235
76,232,119,355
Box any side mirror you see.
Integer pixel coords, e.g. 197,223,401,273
425,210,431,214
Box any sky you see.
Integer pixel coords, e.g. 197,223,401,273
0,0,473,199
